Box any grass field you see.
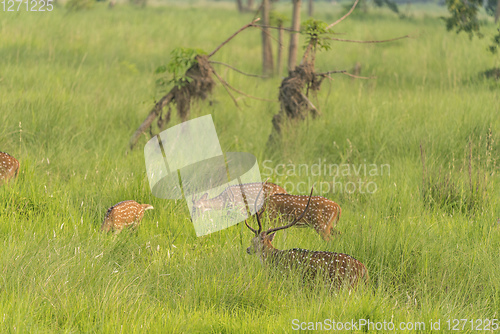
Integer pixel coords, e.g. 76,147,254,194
1,1,500,332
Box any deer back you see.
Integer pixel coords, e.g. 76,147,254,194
193,182,286,218
267,194,341,241
269,247,368,289
0,152,20,183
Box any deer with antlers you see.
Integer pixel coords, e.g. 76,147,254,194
245,187,368,290
191,182,286,219
266,192,341,241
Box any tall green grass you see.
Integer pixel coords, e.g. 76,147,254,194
1,2,499,332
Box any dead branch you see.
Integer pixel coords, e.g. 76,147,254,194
342,72,375,79
209,61,267,78
129,91,175,149
213,69,278,102
329,35,409,43
316,70,347,76
211,69,240,107
208,18,261,58
326,0,360,30
299,92,319,115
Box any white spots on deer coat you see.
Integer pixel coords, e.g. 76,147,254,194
0,151,20,183
101,200,154,234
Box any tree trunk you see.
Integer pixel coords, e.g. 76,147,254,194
261,0,274,76
496,0,500,23
247,0,254,9
277,22,284,77
308,0,313,16
236,0,243,12
288,0,302,73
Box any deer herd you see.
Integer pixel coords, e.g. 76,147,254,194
2,149,368,291
192,181,368,290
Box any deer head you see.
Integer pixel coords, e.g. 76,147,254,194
245,187,314,257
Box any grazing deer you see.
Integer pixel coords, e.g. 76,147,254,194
101,200,154,234
191,182,286,219
0,151,20,184
267,192,341,241
245,188,368,290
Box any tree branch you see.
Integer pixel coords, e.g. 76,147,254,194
316,70,347,76
300,92,319,115
326,0,360,30
342,72,375,79
328,35,409,43
208,18,261,58
209,61,267,78
212,69,240,108
129,91,175,149
213,70,278,102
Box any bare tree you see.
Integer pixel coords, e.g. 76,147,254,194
288,0,302,73
308,0,313,16
261,0,274,76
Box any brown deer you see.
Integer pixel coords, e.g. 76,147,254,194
0,151,20,185
266,192,341,241
245,188,368,290
191,182,286,219
101,200,154,234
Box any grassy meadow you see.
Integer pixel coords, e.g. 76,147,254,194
1,1,500,332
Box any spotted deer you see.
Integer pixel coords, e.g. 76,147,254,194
267,192,341,241
0,151,20,184
191,182,286,219
101,200,154,234
245,188,368,290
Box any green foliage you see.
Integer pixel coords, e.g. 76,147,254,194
300,18,332,52
489,27,500,54
65,0,93,11
373,0,399,14
155,47,206,89
269,10,289,26
485,0,497,17
443,0,483,38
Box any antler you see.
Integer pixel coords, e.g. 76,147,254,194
244,179,269,235
265,187,314,235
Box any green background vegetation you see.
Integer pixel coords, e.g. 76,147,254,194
0,1,499,332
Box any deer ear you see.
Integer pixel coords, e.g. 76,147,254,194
268,232,276,242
